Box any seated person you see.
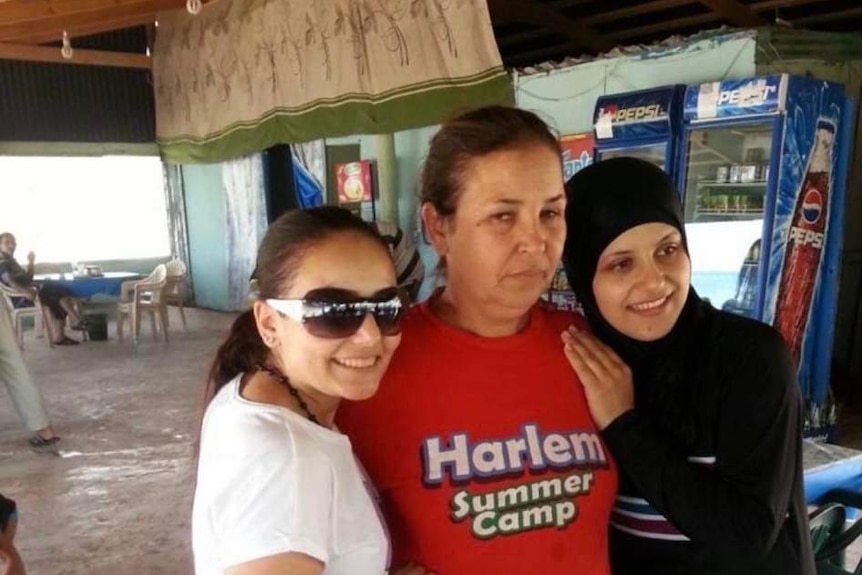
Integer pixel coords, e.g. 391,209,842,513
0,233,86,346
0,494,25,575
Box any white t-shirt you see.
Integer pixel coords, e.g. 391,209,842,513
192,375,389,575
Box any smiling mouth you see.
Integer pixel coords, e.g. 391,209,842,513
332,357,380,369
629,294,672,312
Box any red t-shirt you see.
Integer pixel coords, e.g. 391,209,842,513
338,301,617,574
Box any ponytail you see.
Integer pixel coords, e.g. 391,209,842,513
203,310,268,406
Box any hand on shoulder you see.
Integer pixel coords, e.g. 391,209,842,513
561,325,634,430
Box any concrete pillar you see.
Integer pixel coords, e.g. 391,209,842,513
375,133,398,223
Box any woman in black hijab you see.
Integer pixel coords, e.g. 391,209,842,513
560,157,814,575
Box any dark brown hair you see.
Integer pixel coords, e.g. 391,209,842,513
203,207,389,406
419,105,561,218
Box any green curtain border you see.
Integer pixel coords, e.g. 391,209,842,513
158,71,514,165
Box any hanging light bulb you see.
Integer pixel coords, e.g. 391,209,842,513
186,0,202,15
61,31,73,59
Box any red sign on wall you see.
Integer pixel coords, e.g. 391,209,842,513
336,160,374,204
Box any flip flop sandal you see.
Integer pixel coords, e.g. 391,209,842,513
29,434,61,454
54,337,79,346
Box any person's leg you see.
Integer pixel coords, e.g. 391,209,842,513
44,311,69,345
35,285,73,344
0,305,55,436
58,297,85,328
0,530,26,575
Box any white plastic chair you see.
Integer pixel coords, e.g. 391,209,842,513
116,264,169,344
0,282,54,349
163,259,188,330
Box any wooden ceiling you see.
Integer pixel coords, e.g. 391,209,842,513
0,0,858,69
490,0,862,68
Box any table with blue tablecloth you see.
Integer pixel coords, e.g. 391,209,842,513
34,272,141,299
804,440,862,504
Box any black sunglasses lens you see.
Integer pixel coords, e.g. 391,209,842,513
371,305,405,336
304,313,365,339
300,291,406,339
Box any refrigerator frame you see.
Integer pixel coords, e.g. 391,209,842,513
677,113,785,321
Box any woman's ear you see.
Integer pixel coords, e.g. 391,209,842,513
252,300,278,349
420,203,450,258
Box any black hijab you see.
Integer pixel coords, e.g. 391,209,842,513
562,157,710,446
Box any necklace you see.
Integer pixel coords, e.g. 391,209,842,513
257,363,321,425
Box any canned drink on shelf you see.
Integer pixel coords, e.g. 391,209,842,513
739,164,758,183
729,165,742,183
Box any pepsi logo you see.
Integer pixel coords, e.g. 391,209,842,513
801,189,823,224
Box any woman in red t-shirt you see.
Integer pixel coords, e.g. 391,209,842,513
338,107,617,575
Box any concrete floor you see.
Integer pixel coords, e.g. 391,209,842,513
0,308,236,575
1,306,862,573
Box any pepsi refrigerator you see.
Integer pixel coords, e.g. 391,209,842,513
678,74,854,438
593,85,686,174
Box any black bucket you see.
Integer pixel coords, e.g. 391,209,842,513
86,314,109,341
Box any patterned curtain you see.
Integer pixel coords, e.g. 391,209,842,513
162,162,194,303
222,154,268,311
153,0,511,164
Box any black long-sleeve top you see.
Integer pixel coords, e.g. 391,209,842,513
601,308,814,575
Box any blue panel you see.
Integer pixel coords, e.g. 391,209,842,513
684,75,786,120
812,98,856,406
593,85,685,143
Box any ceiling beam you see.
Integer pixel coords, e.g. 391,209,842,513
793,6,862,26
505,41,584,67
0,0,176,25
582,0,695,26
750,0,832,11
0,41,151,69
545,0,596,9
18,13,158,45
488,0,613,53
0,0,185,44
698,0,769,26
606,12,718,41
496,28,553,49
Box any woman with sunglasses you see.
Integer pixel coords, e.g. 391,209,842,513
337,107,618,574
560,158,814,575
192,207,431,575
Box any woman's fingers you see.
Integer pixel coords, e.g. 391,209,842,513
562,325,636,430
562,330,600,384
565,327,620,379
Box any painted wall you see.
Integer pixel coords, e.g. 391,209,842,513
183,163,230,311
